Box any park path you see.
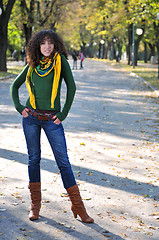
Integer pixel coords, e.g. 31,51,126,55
0,59,159,240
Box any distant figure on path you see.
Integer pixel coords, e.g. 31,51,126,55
20,46,26,62
12,50,19,61
79,51,84,69
10,30,94,223
72,50,78,70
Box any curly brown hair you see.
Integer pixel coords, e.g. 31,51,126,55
26,30,68,68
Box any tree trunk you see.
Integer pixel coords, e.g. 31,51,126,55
157,41,159,64
116,43,122,62
50,21,57,31
148,43,156,57
105,43,108,59
20,0,35,46
0,0,16,71
135,34,143,66
105,41,111,59
144,42,148,63
127,24,132,65
0,21,8,71
102,44,105,59
110,38,114,60
98,43,101,59
23,24,32,46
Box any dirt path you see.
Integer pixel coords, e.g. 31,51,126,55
0,59,159,240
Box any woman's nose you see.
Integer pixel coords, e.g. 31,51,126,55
45,42,50,48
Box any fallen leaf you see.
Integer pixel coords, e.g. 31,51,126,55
83,198,92,200
144,194,150,198
20,228,26,231
152,212,159,216
0,209,7,212
87,172,91,176
12,203,19,206
42,200,50,203
148,226,158,230
60,193,68,197
145,232,153,236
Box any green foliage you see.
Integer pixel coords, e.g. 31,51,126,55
8,21,23,57
7,0,159,58
7,0,26,56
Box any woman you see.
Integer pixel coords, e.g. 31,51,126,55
10,30,94,223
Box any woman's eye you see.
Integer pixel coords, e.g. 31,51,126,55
41,42,53,45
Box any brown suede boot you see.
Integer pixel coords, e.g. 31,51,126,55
28,182,41,221
67,184,94,223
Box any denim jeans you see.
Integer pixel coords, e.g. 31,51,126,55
22,114,76,189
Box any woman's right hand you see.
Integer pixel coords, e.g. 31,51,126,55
22,108,29,117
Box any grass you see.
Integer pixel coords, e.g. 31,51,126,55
102,59,159,90
7,65,24,75
0,71,13,78
133,70,158,89
0,63,24,79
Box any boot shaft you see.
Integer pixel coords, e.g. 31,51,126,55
28,182,41,204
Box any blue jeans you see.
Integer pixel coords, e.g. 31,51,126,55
22,114,76,189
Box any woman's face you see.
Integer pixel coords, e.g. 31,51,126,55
40,38,54,57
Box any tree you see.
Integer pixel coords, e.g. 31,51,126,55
18,0,75,47
6,0,159,65
20,0,35,46
126,0,159,65
56,1,92,53
0,0,16,71
144,0,159,61
82,0,127,59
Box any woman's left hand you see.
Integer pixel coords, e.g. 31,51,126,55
53,115,61,125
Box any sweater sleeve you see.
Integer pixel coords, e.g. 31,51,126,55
56,55,76,121
10,64,29,114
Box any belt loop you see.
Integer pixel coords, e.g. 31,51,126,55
37,112,40,120
31,110,34,116
48,114,51,121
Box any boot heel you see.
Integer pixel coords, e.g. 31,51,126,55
72,206,77,218
67,184,94,223
73,211,77,218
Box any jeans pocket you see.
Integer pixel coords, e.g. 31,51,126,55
23,112,30,118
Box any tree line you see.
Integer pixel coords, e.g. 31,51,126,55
0,0,158,71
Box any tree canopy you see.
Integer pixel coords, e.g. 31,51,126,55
0,0,159,71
